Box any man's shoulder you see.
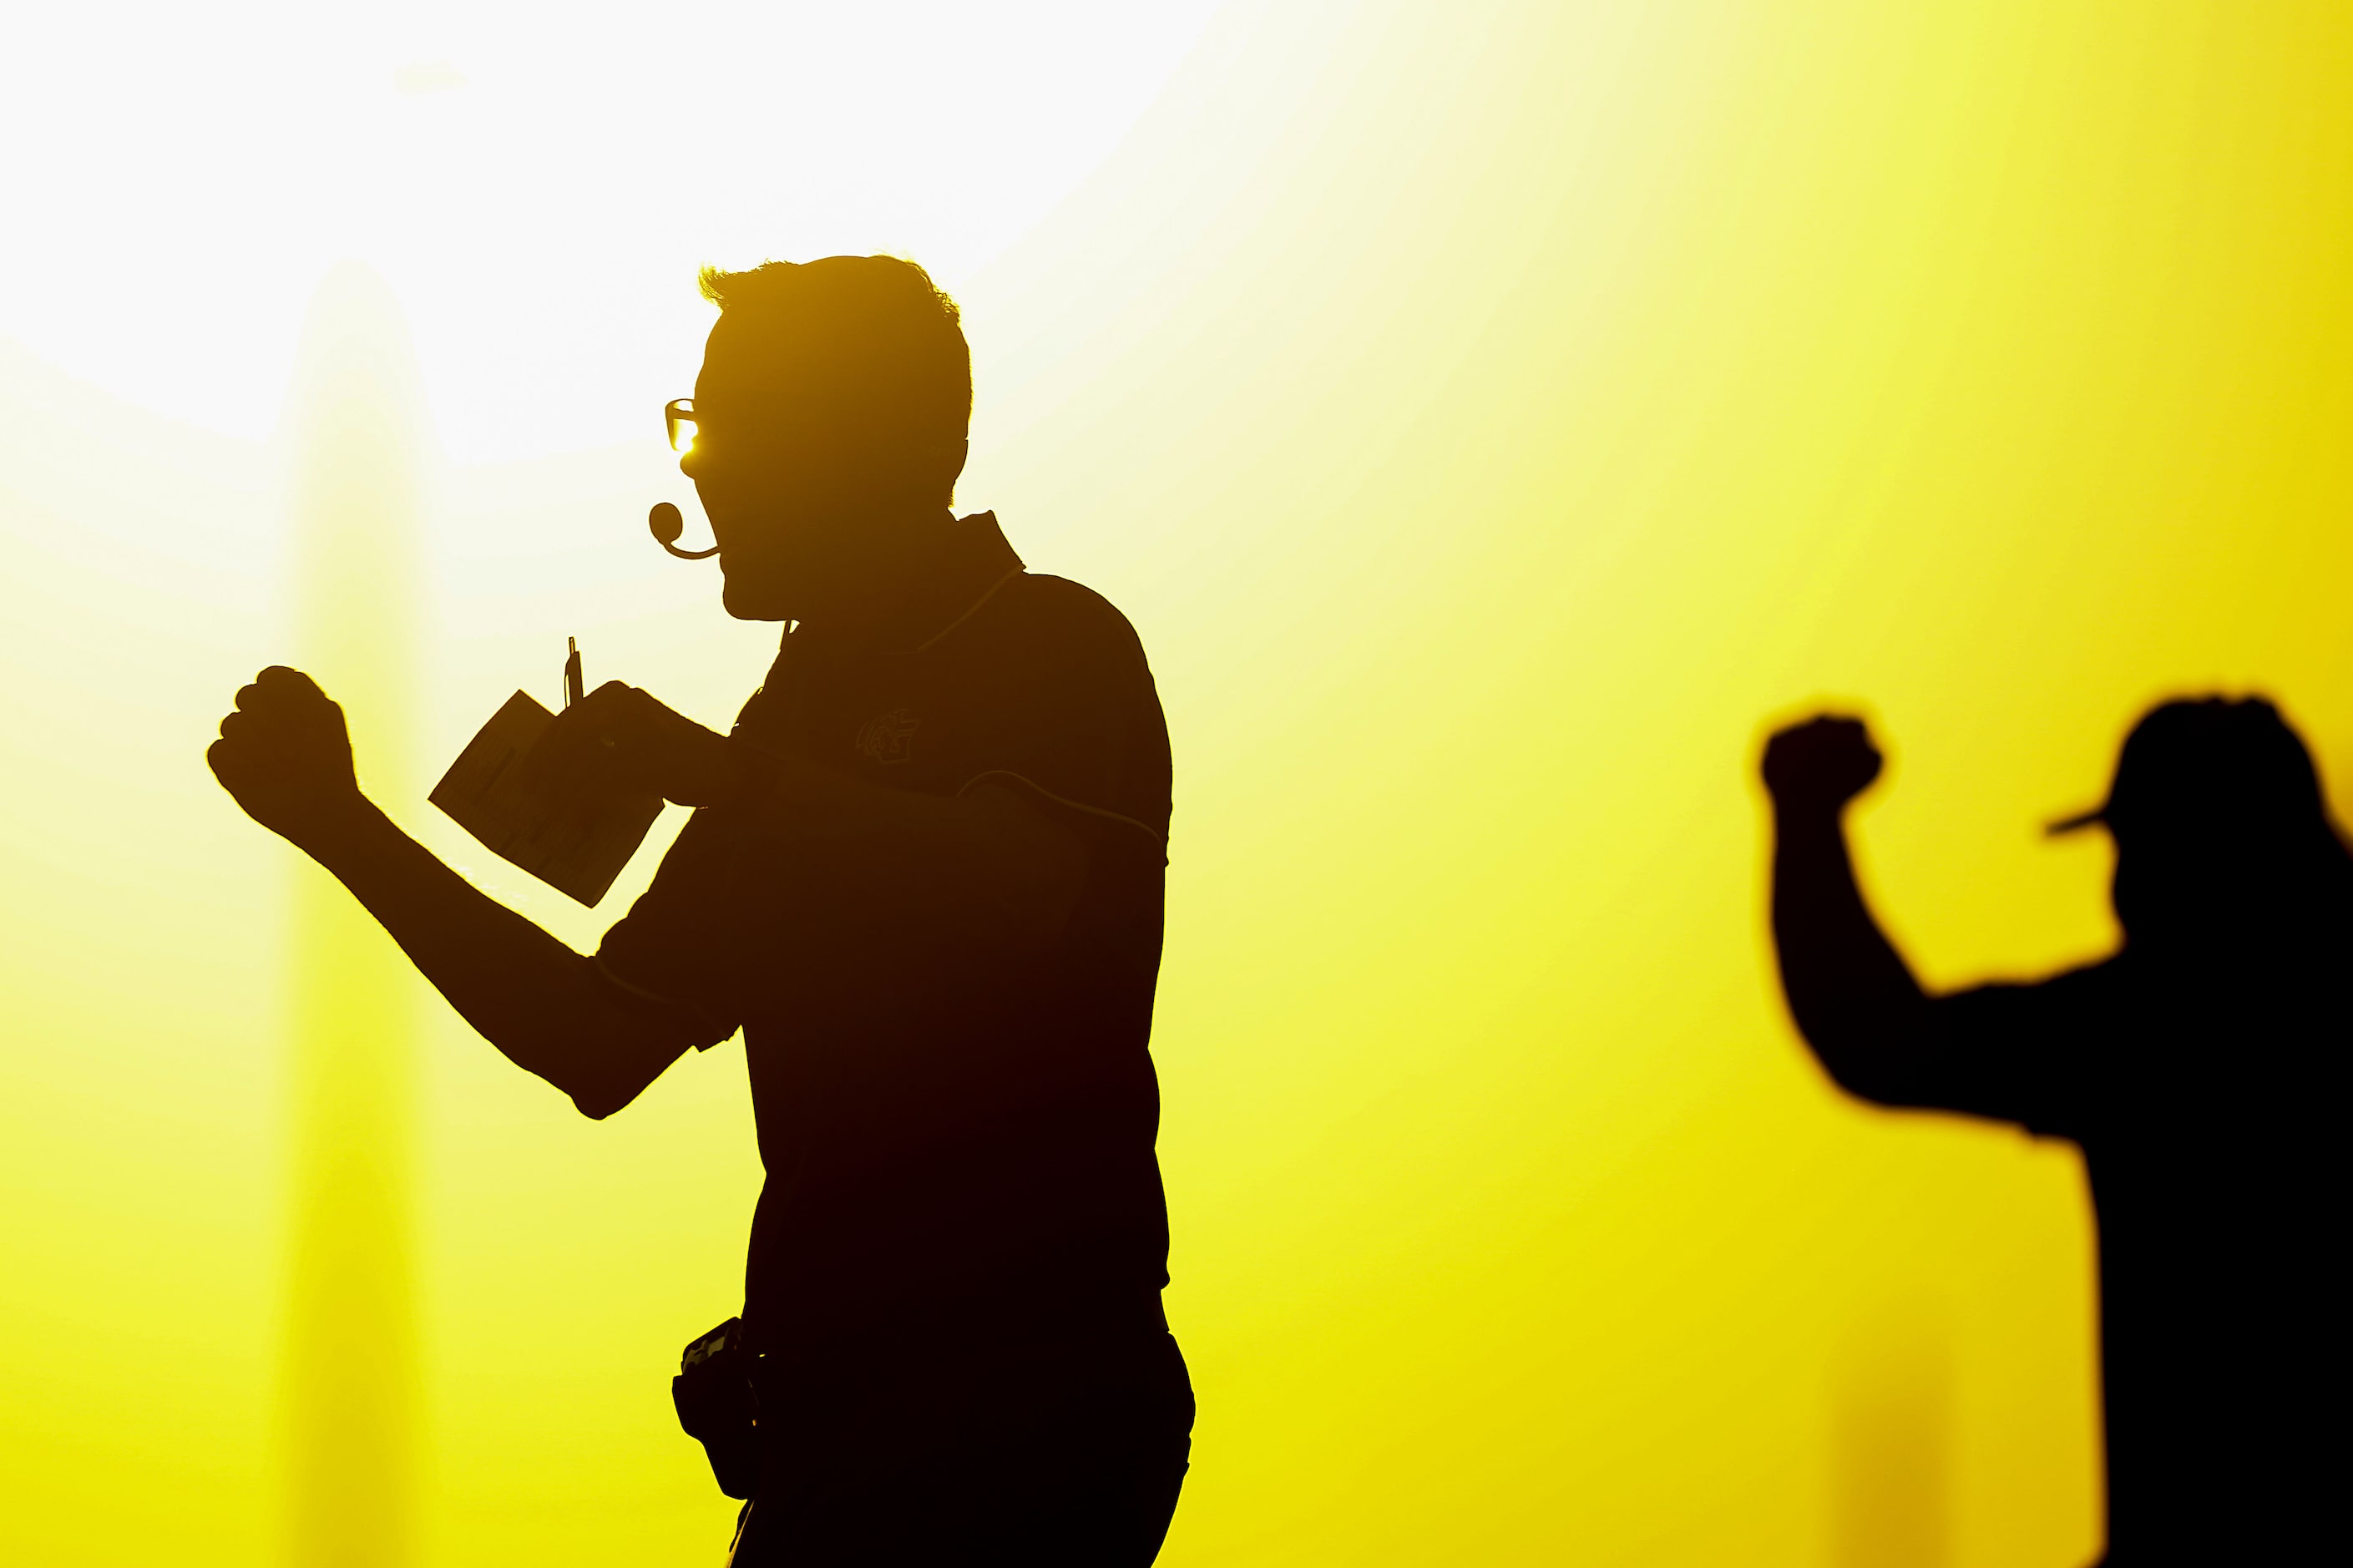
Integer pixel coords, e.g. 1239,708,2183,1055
979,572,1151,673
998,571,1142,636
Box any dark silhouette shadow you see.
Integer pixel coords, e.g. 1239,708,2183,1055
1763,698,2349,1566
210,255,1190,1563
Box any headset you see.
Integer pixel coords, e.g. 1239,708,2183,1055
648,501,718,560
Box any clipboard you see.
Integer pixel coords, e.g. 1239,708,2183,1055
428,645,664,906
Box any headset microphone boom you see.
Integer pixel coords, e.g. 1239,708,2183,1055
649,501,719,560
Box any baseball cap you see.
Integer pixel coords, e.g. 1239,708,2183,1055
2047,696,2324,837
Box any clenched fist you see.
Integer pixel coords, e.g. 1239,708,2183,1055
208,666,367,850
1762,713,1885,817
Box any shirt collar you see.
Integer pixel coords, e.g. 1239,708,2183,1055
777,510,1024,661
887,510,1024,654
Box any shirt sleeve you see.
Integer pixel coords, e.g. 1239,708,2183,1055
951,579,1172,863
592,807,755,1050
1917,962,2114,1139
595,580,1171,1036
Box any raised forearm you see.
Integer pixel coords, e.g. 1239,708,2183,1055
1769,802,1931,1100
306,800,686,1115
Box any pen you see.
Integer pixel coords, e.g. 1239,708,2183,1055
564,636,583,710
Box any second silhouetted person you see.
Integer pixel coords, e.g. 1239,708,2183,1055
1763,698,2346,1567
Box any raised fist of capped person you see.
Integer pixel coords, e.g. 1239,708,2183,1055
1762,713,1885,815
208,666,367,849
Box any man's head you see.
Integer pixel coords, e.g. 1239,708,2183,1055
2052,696,2350,948
680,255,972,621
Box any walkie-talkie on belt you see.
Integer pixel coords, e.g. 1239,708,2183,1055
673,1317,760,1500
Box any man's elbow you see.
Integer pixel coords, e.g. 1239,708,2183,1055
553,971,696,1120
1811,1050,1912,1110
499,1032,648,1120
568,1079,643,1121
559,1045,666,1120
1793,1017,1930,1110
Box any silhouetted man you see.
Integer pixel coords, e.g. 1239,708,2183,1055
1763,699,2348,1565
210,256,1191,1562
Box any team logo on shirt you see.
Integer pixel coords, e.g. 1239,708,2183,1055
855,707,921,765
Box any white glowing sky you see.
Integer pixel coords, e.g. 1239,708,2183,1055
0,1,1220,463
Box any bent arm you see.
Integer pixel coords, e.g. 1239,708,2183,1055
309,800,694,1118
1769,800,1936,1105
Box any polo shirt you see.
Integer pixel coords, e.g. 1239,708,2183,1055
596,513,1174,1351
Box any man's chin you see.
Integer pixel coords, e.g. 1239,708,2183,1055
721,569,792,623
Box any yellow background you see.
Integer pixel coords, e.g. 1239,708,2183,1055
4,3,2348,1564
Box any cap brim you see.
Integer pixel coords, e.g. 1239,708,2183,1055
2045,806,2108,836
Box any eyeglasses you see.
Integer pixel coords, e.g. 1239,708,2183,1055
666,398,964,464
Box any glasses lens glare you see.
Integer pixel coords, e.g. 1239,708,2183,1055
666,402,696,454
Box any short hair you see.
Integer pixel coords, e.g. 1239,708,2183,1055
697,255,970,457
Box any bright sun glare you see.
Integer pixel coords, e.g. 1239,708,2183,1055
0,1,1221,463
